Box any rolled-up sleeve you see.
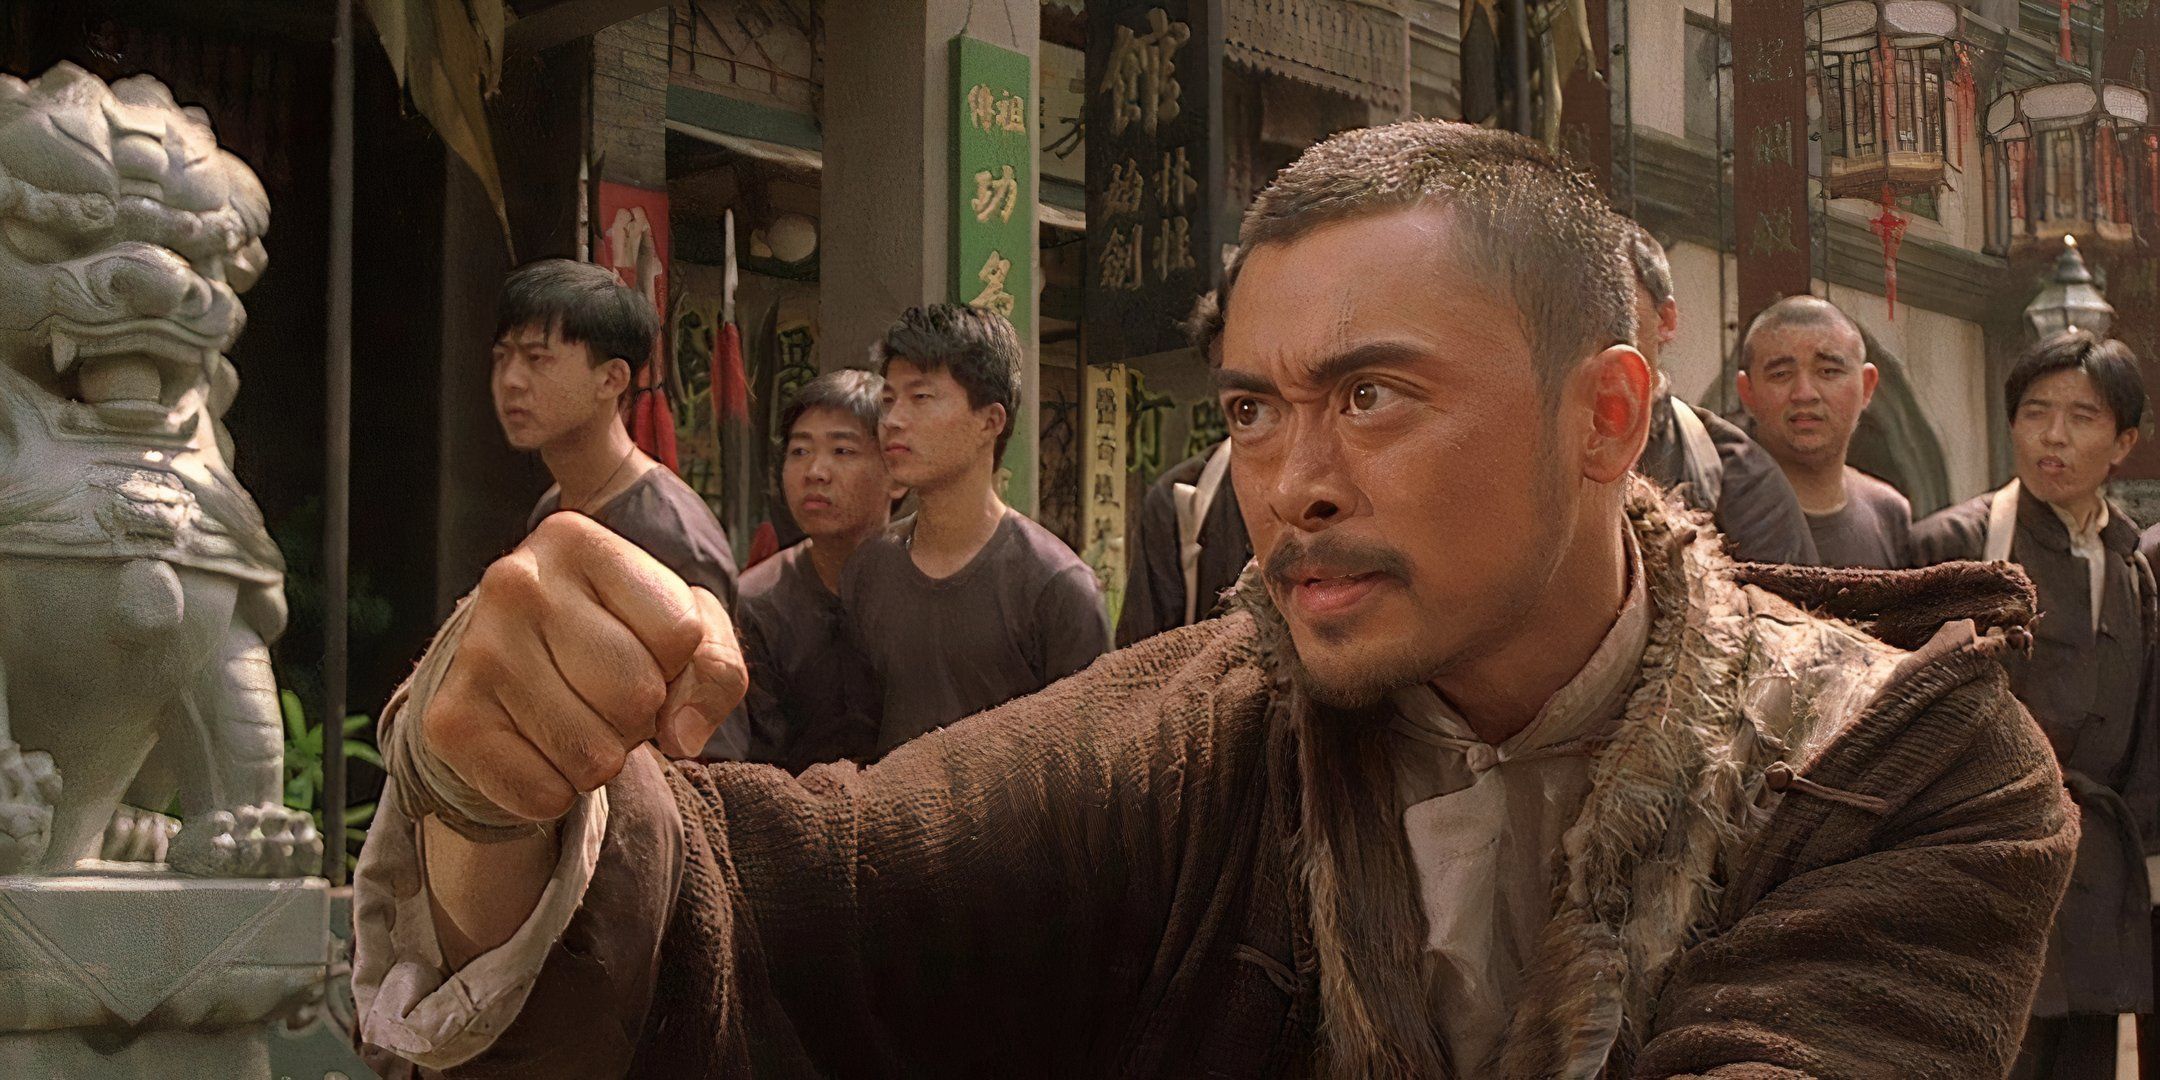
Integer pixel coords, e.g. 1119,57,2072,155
351,779,609,1070
351,598,687,1077
355,745,687,1078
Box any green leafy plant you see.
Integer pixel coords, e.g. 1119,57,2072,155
281,689,381,868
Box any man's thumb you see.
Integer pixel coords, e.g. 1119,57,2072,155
655,587,747,758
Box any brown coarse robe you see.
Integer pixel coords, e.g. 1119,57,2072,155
380,490,2075,1080
1913,485,2158,1017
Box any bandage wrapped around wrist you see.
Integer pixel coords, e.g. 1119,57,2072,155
381,597,552,844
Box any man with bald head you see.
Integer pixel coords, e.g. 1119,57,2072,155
1737,295,1913,568
1625,225,1817,564
353,121,2069,1079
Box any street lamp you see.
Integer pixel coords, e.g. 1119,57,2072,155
2025,234,2116,339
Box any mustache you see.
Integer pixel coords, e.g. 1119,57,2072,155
1263,532,1413,591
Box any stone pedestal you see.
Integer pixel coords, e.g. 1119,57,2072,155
0,867,330,1079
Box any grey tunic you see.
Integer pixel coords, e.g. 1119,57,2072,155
842,509,1110,755
734,543,882,773
1804,467,1912,570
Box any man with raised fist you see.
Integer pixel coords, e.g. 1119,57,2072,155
355,121,2072,1080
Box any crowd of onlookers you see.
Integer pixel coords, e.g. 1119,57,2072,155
483,227,2158,1077
484,259,1111,776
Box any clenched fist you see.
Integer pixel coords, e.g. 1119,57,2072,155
423,512,748,822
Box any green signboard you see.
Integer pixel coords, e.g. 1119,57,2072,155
950,34,1037,512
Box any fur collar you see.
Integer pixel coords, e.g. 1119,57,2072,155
1232,481,2028,1079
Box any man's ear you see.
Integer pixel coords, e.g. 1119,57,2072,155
1859,362,1880,406
1581,345,1653,485
1735,369,1759,414
1656,299,1680,347
599,357,633,400
2113,425,2141,468
981,401,1008,446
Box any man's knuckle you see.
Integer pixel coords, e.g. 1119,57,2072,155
570,744,626,792
479,553,544,607
624,675,667,723
664,607,707,661
453,634,515,690
532,511,599,548
423,696,481,752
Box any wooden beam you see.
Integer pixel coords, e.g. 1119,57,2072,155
66,0,333,41
506,0,666,54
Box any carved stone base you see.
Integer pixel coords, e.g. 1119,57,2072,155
0,1027,269,1079
0,867,329,1080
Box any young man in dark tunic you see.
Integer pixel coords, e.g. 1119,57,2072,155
840,304,1108,753
1911,332,2157,1079
491,259,741,754
1622,225,1817,565
1735,294,1911,568
358,123,2073,1080
734,370,898,773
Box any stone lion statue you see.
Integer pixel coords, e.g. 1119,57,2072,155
0,62,321,877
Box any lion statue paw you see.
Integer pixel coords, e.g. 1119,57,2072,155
168,804,323,878
0,742,61,875
101,804,182,864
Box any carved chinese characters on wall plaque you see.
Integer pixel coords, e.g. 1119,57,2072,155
1086,1,1224,363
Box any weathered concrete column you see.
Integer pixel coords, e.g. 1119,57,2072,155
823,0,1041,510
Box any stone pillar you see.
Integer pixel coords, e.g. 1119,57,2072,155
823,0,1042,510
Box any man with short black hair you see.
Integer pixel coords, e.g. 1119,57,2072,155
1913,331,2157,1079
1624,225,1817,564
1737,294,1912,568
360,123,2070,1079
490,258,741,747
736,369,898,772
841,303,1109,753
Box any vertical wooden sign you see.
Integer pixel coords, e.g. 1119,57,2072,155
1083,363,1130,622
1732,2,1812,321
951,34,1039,511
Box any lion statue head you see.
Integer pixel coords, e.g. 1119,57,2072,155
0,62,269,440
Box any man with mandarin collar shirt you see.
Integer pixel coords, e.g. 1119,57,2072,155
356,122,2073,1080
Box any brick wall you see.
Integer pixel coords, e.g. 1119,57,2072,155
593,7,670,189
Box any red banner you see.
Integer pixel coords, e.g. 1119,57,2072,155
595,181,677,471
1731,1,1812,322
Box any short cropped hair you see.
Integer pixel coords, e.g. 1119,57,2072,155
781,368,885,444
1190,120,1635,402
495,258,659,379
1739,295,1864,372
871,303,1024,459
2006,330,2148,434
1624,222,1675,310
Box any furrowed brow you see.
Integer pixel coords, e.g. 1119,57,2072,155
1297,341,1429,390
1215,341,1429,398
1214,367,1279,396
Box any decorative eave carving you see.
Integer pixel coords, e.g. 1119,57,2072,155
1222,0,1409,111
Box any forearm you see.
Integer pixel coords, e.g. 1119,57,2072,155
423,815,562,969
